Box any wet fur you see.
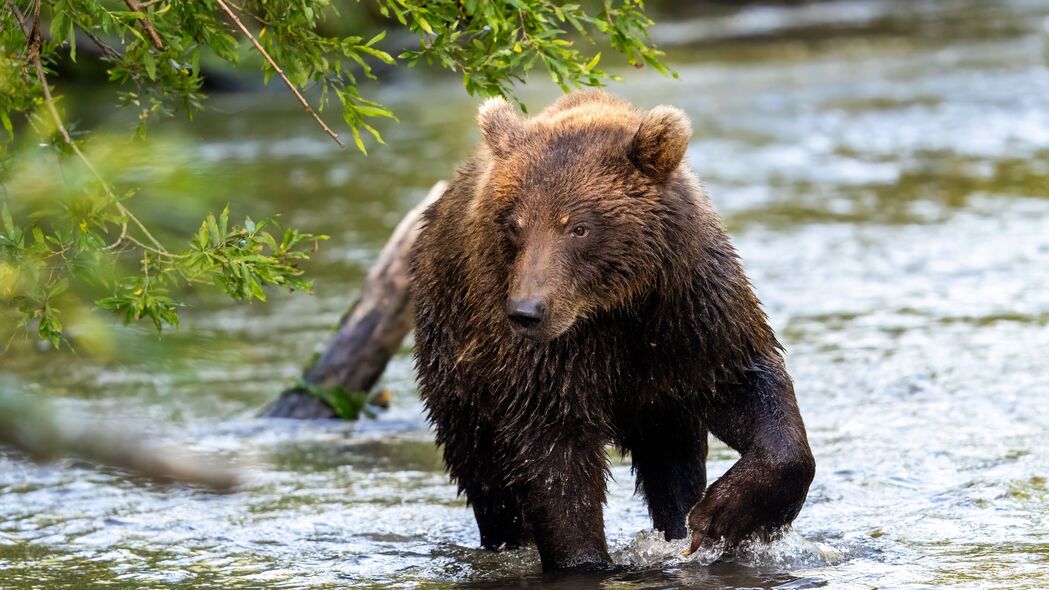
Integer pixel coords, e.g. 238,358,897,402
409,91,815,571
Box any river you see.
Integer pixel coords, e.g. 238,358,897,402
2,0,1049,587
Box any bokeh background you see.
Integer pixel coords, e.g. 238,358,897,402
3,0,1049,587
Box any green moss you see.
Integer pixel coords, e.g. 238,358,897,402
296,380,374,420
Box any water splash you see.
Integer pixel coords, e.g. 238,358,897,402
728,529,845,569
611,529,724,568
612,528,843,570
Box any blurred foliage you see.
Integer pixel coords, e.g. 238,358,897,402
0,0,668,351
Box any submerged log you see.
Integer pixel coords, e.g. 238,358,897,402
260,181,448,419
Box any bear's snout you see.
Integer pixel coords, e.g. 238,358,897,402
507,298,548,336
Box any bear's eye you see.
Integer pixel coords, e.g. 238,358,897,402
570,223,589,238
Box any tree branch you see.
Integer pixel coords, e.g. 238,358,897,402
213,0,345,147
102,219,129,251
5,0,29,37
79,26,123,60
124,0,165,51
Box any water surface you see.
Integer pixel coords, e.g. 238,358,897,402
3,0,1049,587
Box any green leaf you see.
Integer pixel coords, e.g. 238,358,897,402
47,278,69,299
586,52,601,71
1,203,13,237
219,206,230,238
351,127,367,155
416,15,434,35
195,223,208,249
206,214,220,245
143,51,157,80
366,30,387,46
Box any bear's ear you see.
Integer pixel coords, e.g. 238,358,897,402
628,105,691,181
478,97,522,159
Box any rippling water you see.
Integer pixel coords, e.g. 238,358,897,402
3,0,1049,587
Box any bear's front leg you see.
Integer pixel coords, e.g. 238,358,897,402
684,357,815,555
628,411,708,541
519,433,612,571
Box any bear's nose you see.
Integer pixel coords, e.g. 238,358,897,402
507,298,547,329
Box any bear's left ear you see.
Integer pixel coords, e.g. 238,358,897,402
628,105,691,182
478,97,522,159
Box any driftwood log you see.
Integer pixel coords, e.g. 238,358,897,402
0,377,240,491
260,181,447,419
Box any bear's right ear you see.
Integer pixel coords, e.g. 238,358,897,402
478,97,521,159
628,105,692,182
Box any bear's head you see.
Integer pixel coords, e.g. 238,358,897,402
471,92,692,342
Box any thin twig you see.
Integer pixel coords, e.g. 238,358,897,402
102,220,129,251
213,0,344,147
5,0,29,37
117,203,174,256
80,25,123,61
124,0,165,51
224,0,269,27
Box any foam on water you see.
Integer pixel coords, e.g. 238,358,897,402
613,528,843,570
613,529,715,567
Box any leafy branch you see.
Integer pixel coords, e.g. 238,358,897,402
0,1,324,348
383,0,673,104
213,0,344,146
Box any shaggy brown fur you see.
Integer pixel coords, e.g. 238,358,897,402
409,91,815,571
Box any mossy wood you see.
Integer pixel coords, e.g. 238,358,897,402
261,181,447,419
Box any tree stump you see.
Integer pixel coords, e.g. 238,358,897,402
260,181,447,419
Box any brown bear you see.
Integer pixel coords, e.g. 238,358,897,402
408,91,815,571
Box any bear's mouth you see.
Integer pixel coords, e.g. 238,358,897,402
508,318,551,341
506,314,577,343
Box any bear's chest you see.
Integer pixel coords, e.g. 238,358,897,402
455,318,694,421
